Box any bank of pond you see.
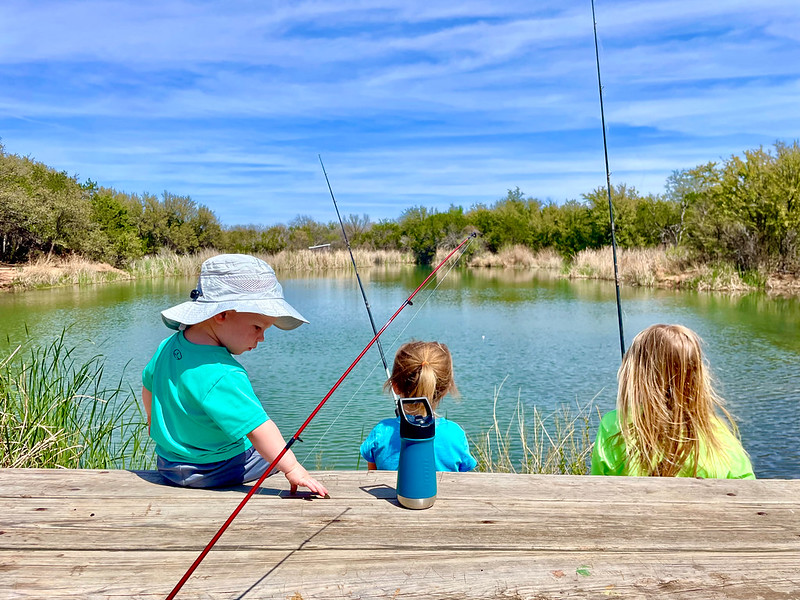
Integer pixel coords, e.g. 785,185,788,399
4,246,800,296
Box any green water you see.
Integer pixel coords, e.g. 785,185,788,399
2,267,798,478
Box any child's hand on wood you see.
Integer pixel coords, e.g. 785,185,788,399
284,463,329,498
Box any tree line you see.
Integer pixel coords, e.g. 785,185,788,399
1,141,798,274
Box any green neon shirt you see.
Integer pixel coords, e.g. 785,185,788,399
142,332,268,463
591,409,755,479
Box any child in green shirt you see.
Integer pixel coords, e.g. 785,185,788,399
142,254,328,496
591,324,755,479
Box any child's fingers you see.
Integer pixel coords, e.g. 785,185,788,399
306,478,328,498
303,477,328,498
284,467,328,497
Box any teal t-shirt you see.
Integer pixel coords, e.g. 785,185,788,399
591,409,755,479
142,332,268,463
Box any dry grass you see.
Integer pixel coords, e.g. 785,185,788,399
569,246,669,285
766,273,800,294
120,248,414,281
567,246,756,291
689,263,753,292
467,245,564,270
129,249,217,278
6,246,797,295
3,248,414,290
13,255,131,288
266,248,414,271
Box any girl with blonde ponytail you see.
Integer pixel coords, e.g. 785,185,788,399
591,324,755,479
360,341,477,472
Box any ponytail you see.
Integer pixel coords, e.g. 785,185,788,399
386,341,457,412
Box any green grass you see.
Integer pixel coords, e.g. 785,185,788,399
472,377,597,475
0,332,154,469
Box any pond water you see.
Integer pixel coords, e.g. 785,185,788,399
2,267,799,478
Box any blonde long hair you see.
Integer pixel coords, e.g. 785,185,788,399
386,341,457,413
617,324,741,477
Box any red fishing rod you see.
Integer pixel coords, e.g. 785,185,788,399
166,232,476,599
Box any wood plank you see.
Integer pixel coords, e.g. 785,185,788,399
3,469,800,504
1,497,797,552
2,550,799,599
2,469,799,599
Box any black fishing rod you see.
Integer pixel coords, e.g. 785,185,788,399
318,155,398,405
591,0,626,360
166,232,476,599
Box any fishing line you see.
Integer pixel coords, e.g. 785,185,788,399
591,0,626,359
299,236,475,464
298,349,385,464
319,154,398,404
165,232,476,600
380,246,467,350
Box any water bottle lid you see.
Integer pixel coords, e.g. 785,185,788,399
398,397,435,440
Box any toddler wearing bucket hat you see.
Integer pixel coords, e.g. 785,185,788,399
141,254,327,496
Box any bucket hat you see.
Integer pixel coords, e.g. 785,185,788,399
161,254,308,331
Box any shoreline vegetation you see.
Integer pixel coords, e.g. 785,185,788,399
1,333,153,469
2,245,799,295
3,140,800,295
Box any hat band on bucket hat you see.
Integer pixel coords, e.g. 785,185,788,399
160,254,308,331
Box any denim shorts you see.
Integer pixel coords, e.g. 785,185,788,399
157,447,277,488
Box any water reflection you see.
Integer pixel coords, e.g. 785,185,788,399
1,267,798,478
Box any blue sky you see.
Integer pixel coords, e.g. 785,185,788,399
1,1,798,226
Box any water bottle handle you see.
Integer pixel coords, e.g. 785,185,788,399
399,396,432,420
398,397,435,439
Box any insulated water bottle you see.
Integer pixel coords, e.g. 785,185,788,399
396,397,436,509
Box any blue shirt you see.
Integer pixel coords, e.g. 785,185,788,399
360,416,477,472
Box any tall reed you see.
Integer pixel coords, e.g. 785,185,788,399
14,255,132,288
128,248,414,279
129,249,218,279
0,332,153,469
467,245,564,270
266,248,414,271
567,246,755,291
569,246,674,285
472,378,597,474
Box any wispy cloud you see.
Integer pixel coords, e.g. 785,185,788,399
1,0,798,225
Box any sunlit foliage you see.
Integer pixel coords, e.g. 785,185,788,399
2,141,798,275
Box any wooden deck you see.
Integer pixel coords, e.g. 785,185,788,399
1,469,799,599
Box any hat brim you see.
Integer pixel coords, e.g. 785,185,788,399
161,298,308,331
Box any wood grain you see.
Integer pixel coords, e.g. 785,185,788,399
1,469,798,599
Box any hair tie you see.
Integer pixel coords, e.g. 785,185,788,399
421,361,428,366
